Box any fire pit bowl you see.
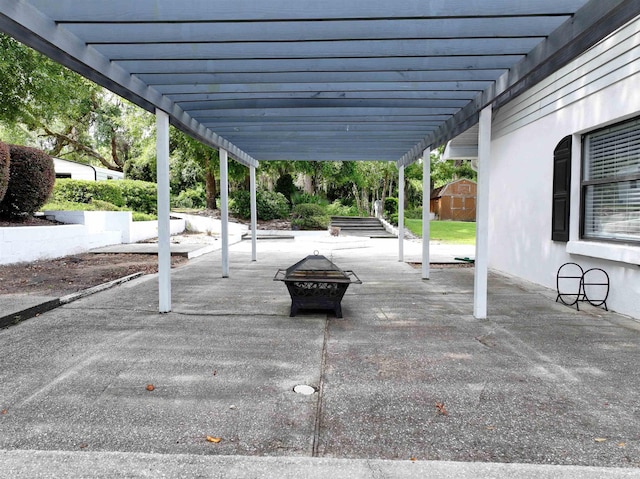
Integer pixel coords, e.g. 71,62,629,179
274,252,361,318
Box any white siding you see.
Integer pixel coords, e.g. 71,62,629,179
493,18,640,138
53,158,96,181
53,158,124,181
489,16,640,320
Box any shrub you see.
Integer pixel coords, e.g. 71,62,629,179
53,179,125,207
230,190,290,220
292,203,326,218
171,185,206,209
275,173,298,202
389,213,399,226
0,144,55,219
118,179,157,214
405,207,423,219
290,191,327,206
0,141,9,202
90,199,123,211
291,215,330,230
291,203,330,230
132,212,157,221
326,199,359,217
384,197,398,217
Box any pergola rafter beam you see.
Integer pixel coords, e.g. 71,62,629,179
0,0,257,168
398,0,640,166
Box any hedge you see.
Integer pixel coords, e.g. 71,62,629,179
53,178,125,207
0,144,55,219
230,190,290,220
52,178,157,214
0,141,9,203
291,203,330,230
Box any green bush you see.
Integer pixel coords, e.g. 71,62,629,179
389,213,399,226
118,179,157,214
275,173,298,202
291,203,330,230
53,179,125,207
326,199,359,217
292,203,326,218
405,207,423,219
290,191,327,206
230,190,290,220
0,144,55,218
291,215,330,230
0,141,9,202
384,197,398,216
132,212,157,221
171,185,206,209
90,199,123,211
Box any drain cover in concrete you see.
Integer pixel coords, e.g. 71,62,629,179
293,385,316,395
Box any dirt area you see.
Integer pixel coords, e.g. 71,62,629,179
0,211,291,298
0,253,188,297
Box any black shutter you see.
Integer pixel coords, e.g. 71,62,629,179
552,136,572,242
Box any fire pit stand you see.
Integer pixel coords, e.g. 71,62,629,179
274,252,361,318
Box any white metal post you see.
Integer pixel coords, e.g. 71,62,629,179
220,148,229,278
422,148,431,280
474,106,492,319
155,109,171,312
398,164,405,262
250,165,257,262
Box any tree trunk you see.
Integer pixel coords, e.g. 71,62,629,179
205,163,217,210
352,183,362,213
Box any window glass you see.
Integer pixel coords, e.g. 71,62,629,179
582,118,640,243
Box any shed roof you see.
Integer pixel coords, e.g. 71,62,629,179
1,1,638,166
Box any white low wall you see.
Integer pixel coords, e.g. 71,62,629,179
172,212,248,237
0,211,187,265
0,224,120,265
129,218,186,243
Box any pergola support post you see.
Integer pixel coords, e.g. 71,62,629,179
220,148,230,278
250,165,257,262
422,148,431,280
155,109,171,313
398,164,405,262
474,105,492,319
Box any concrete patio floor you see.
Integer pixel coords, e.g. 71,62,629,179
1,236,640,478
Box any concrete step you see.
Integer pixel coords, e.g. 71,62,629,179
330,216,395,238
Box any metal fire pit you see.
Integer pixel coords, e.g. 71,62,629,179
274,252,361,318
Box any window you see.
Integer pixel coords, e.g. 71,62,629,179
552,136,572,242
582,117,640,243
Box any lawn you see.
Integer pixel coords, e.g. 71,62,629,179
404,219,476,244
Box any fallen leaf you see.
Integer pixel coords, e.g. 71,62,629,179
410,457,417,462
146,384,155,391
486,426,496,431
206,436,222,443
435,401,448,416
594,438,607,443
79,443,88,449
618,442,626,448
1,409,7,415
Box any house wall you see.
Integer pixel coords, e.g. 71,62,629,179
53,158,124,181
489,16,640,319
53,158,96,181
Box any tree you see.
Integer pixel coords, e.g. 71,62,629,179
0,33,155,173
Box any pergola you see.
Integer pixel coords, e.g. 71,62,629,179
1,0,638,317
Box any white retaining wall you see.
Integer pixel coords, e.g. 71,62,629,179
172,212,248,237
0,211,186,265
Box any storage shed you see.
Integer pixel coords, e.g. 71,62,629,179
430,179,477,221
